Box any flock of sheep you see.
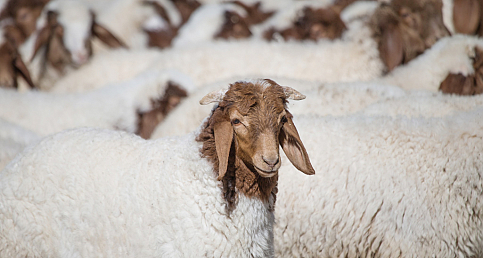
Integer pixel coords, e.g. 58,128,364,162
1,0,483,257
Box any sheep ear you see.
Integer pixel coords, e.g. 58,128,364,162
453,0,480,35
32,10,58,61
90,12,127,48
199,89,227,105
279,115,315,175
214,120,233,180
13,55,35,88
378,24,404,72
282,86,306,100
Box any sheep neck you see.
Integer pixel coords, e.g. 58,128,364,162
196,108,278,213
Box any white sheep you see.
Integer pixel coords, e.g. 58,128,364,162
0,79,315,257
0,68,195,136
275,108,483,257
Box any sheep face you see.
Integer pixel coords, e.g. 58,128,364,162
371,0,450,72
199,79,315,179
0,0,49,39
224,82,287,177
198,79,314,209
32,1,126,72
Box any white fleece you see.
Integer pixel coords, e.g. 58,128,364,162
275,108,483,257
0,119,40,170
378,35,483,91
150,79,405,139
0,127,276,257
51,27,384,93
0,69,195,136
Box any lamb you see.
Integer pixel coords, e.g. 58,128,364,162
274,108,483,257
0,68,195,137
0,79,315,257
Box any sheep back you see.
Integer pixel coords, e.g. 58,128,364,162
0,127,273,257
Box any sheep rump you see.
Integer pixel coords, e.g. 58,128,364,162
274,109,483,257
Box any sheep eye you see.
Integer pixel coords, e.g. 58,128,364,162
281,116,288,124
232,119,241,125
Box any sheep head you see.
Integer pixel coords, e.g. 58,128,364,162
214,10,252,40
31,1,127,73
0,0,49,39
371,0,450,72
264,5,347,42
197,80,314,209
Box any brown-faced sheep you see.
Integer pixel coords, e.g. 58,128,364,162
370,0,450,72
0,79,314,257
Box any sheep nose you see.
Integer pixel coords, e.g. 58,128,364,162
262,156,279,167
73,52,88,65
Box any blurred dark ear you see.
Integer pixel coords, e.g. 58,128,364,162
32,10,58,61
13,53,35,88
214,119,233,180
453,0,480,35
379,23,404,72
279,114,315,175
90,11,128,48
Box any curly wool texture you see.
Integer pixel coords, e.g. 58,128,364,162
0,69,194,136
274,109,483,257
0,127,275,257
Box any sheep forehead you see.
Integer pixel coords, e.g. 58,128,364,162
54,2,92,54
224,80,286,124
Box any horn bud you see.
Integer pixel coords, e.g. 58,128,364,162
282,86,306,100
200,89,227,105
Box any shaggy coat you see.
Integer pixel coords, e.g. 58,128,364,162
0,79,314,257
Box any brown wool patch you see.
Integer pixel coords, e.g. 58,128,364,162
136,82,188,139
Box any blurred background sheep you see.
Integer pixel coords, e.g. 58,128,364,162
1,0,483,256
